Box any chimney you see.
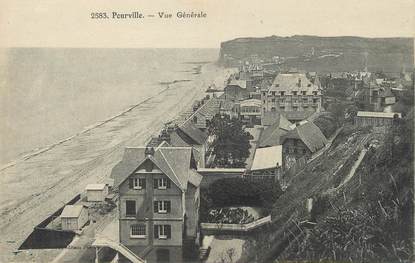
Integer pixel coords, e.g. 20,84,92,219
298,78,302,87
159,129,171,144
145,147,155,157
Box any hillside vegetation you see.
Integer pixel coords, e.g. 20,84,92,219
240,114,413,262
219,35,414,72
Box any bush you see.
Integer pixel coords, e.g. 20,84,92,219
207,178,283,209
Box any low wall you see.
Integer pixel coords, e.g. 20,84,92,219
201,215,271,235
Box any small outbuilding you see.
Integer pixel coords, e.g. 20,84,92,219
85,183,108,202
60,205,88,231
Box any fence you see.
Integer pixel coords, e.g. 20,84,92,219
200,215,271,233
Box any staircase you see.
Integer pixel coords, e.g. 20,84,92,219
92,236,146,263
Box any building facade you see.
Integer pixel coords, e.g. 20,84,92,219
112,146,202,262
261,73,323,115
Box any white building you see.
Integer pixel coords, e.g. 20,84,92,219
86,183,108,202
60,205,88,231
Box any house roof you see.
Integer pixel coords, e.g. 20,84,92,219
178,121,208,145
261,111,293,129
281,110,315,121
269,73,320,95
111,146,202,191
258,123,290,148
61,205,86,218
251,145,283,171
379,88,395,98
85,184,106,191
356,111,402,119
282,121,328,153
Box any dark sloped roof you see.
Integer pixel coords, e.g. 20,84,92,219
258,123,289,147
281,110,315,121
262,111,293,129
111,146,201,191
178,121,208,145
281,121,328,153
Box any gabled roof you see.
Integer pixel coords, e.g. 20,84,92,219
178,121,208,145
61,205,86,218
251,145,283,171
281,121,328,153
111,146,201,191
259,123,290,148
261,111,293,129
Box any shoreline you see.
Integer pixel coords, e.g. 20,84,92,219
0,62,233,262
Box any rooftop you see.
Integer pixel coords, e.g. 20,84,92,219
269,73,320,95
60,205,86,218
282,121,328,153
85,184,106,190
251,145,283,171
111,146,202,191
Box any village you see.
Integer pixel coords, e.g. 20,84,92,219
15,54,414,263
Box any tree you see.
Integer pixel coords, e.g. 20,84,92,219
208,114,253,167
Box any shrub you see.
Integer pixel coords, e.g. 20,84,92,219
207,177,283,209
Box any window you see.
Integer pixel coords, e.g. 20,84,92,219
131,178,146,190
280,99,285,103
313,91,318,95
154,225,171,239
301,91,306,95
154,178,170,189
280,91,285,96
271,107,276,112
275,84,280,87
313,98,319,104
271,91,276,96
154,201,171,213
271,98,275,102
131,224,146,238
125,200,136,217
293,91,297,96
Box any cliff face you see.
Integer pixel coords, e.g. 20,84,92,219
219,35,414,72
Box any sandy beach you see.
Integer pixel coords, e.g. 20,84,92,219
0,63,233,262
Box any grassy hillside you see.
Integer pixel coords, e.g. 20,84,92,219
219,35,414,72
239,116,413,262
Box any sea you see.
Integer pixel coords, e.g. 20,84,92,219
0,48,219,166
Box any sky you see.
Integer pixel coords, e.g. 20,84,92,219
0,0,414,48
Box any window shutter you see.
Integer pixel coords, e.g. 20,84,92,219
141,178,146,189
166,225,171,239
128,178,134,189
166,179,171,188
154,225,159,238
166,201,171,213
154,179,158,189
153,201,158,213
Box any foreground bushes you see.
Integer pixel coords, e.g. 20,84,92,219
207,177,283,209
